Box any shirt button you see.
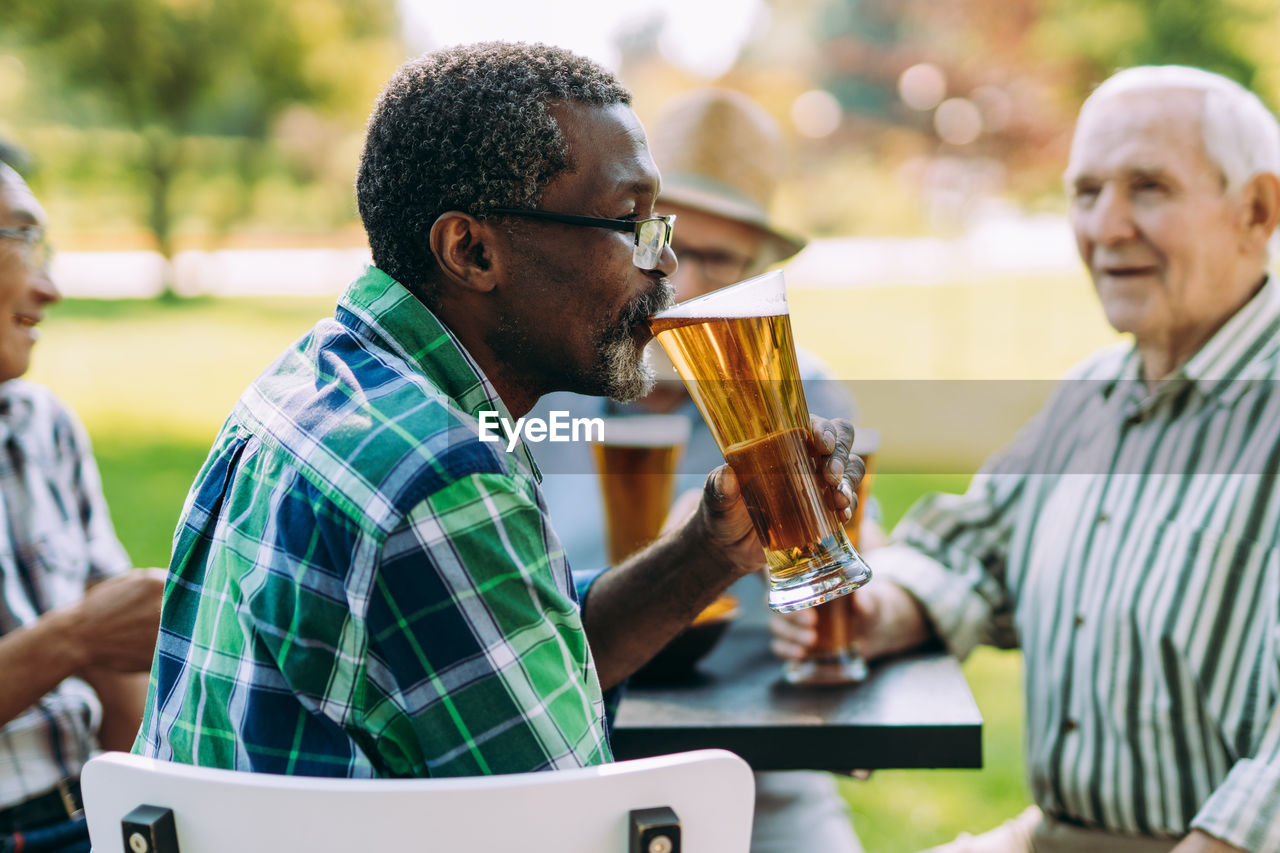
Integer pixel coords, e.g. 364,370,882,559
1097,512,1110,524
1074,615,1085,628
1063,719,1078,733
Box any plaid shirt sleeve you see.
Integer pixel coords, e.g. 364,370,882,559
360,471,610,777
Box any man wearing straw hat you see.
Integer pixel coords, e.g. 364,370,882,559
531,88,863,853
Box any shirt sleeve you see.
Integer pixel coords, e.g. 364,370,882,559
1189,631,1280,851
870,409,1051,660
359,471,611,778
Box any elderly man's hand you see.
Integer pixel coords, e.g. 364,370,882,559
770,578,934,664
71,568,167,673
1169,830,1247,853
695,415,863,576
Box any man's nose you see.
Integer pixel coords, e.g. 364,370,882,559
652,241,678,281
31,263,60,305
669,259,701,302
1090,185,1137,245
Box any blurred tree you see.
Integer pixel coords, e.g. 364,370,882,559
4,0,398,295
790,0,1276,232
1040,0,1271,103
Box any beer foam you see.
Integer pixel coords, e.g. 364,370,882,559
599,415,692,447
650,269,788,320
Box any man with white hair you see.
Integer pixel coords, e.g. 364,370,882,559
774,65,1280,852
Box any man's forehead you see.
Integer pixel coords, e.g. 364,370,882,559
549,102,659,198
0,164,43,225
1066,89,1207,179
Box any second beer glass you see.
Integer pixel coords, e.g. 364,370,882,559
647,270,871,612
591,415,691,564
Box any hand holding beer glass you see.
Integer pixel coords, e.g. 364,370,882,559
783,428,879,685
648,270,872,612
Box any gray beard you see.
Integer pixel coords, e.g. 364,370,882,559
597,280,675,402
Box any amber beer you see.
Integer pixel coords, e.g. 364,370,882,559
785,429,880,684
648,270,871,612
591,416,690,565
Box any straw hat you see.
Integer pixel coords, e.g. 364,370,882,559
649,88,806,264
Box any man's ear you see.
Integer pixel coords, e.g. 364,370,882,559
429,211,501,293
1238,172,1280,255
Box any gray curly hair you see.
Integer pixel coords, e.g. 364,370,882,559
356,41,631,306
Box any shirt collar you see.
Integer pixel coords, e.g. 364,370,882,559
1103,276,1280,410
336,265,541,480
0,382,34,446
1178,275,1280,395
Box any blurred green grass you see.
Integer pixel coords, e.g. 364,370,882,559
31,290,1034,852
29,295,337,565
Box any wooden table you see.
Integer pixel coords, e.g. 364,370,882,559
612,622,983,772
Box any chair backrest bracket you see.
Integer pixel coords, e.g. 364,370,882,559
121,804,180,853
629,806,681,853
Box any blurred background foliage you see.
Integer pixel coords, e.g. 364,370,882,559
5,1,1280,849
2,0,401,278
3,0,1277,258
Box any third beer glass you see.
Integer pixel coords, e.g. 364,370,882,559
647,270,871,612
783,428,879,684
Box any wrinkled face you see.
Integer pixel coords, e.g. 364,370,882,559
489,102,676,401
663,202,766,302
1065,90,1256,354
0,167,59,383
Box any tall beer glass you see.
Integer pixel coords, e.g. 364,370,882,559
647,270,871,612
784,428,879,684
592,416,691,565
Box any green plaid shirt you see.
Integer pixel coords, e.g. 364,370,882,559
135,266,611,777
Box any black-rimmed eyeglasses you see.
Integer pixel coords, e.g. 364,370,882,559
0,225,53,272
486,209,675,271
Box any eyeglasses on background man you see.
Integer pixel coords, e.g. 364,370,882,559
0,225,53,272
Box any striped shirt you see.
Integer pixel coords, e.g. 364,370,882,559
135,266,611,778
0,380,131,807
875,279,1280,851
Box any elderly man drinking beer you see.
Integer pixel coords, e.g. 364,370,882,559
530,88,866,853
135,42,863,784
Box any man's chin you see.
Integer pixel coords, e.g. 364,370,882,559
603,361,656,403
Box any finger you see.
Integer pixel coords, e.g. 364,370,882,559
810,416,854,486
703,464,741,514
770,636,811,661
828,454,865,519
768,611,817,652
809,414,838,455
786,606,819,630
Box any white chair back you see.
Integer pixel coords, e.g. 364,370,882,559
83,749,754,853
